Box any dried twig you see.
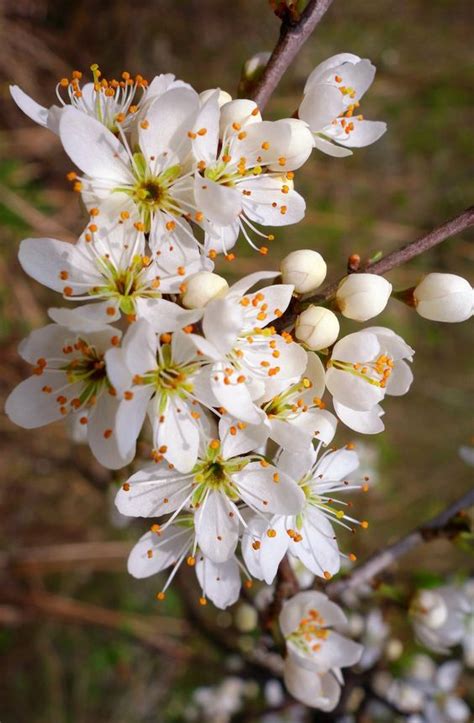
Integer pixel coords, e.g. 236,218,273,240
306,205,474,305
250,0,334,111
1,588,190,658
328,486,474,597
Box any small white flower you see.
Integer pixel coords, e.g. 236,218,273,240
326,327,414,433
115,428,304,564
10,66,187,134
189,271,307,424
336,274,392,321
414,273,473,323
280,249,327,293
279,591,363,710
411,583,474,661
299,53,387,157
105,320,213,471
242,443,364,583
295,306,340,350
259,351,337,450
58,85,204,250
18,220,209,331
190,93,312,253
5,323,130,468
181,271,229,309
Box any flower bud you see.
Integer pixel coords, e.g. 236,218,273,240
181,271,229,309
242,51,271,82
295,305,340,350
280,249,327,294
234,602,258,632
413,272,473,322
280,249,327,293
219,99,262,136
336,274,392,321
199,88,232,107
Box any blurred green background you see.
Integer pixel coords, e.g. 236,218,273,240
0,1,472,721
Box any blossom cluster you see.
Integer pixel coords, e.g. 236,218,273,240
6,52,473,714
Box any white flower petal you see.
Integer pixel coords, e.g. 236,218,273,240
234,462,304,515
194,490,239,563
195,554,241,609
299,84,346,132
115,465,192,517
128,527,192,578
59,107,133,183
333,400,385,434
284,658,341,711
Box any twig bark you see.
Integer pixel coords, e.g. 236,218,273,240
1,588,190,658
306,205,474,305
327,486,474,597
250,0,335,111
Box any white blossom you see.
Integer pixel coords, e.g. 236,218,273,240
5,323,130,468
411,582,474,664
279,591,363,710
190,93,312,253
18,219,208,331
105,319,214,471
10,66,188,134
299,53,386,157
189,271,307,424
115,427,304,564
242,444,364,584
326,327,414,433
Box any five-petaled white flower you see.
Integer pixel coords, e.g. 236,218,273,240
189,270,307,424
58,86,204,251
242,444,364,584
5,323,129,468
10,65,188,134
326,326,414,433
279,591,363,710
115,425,305,564
106,319,213,471
299,53,387,157
18,219,209,331
190,94,312,253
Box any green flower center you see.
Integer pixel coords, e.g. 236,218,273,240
90,254,160,315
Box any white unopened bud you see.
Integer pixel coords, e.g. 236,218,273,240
414,272,473,322
280,249,327,293
181,271,229,309
234,603,258,632
219,99,262,136
336,273,392,321
295,305,340,350
199,88,232,107
243,51,271,81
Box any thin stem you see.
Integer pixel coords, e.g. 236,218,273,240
250,0,335,111
327,486,474,597
306,205,474,305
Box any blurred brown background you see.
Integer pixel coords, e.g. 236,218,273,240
0,1,472,721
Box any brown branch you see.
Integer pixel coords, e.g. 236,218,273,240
1,588,190,658
307,205,474,305
250,0,335,111
328,486,474,597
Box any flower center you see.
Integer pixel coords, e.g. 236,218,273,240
191,441,249,506
287,609,330,654
328,353,394,388
62,341,110,405
90,254,160,315
56,64,148,132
